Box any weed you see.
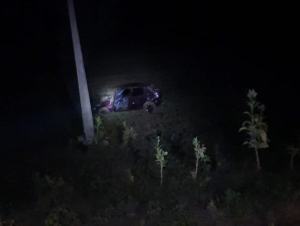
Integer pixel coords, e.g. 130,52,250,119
239,89,269,171
191,137,210,180
121,121,138,183
92,205,115,224
94,116,109,145
122,121,137,146
0,219,14,226
147,200,161,217
175,212,193,226
224,189,242,216
35,173,66,208
154,136,168,186
44,175,65,189
45,207,79,226
207,199,219,222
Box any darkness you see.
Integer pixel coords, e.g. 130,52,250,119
2,0,300,210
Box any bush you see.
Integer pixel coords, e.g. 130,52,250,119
224,188,243,217
45,207,80,226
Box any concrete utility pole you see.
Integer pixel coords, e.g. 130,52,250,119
67,0,94,143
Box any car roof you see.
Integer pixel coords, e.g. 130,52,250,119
115,83,148,90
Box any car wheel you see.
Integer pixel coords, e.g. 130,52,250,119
143,101,156,113
98,107,110,114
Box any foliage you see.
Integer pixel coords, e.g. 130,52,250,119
174,212,193,226
44,175,65,189
154,136,168,185
0,219,14,226
224,189,242,216
239,89,269,149
239,89,269,170
191,137,210,180
207,200,221,223
34,173,67,208
94,116,109,145
45,208,79,226
122,121,137,146
120,121,138,184
147,200,161,217
6,84,300,226
91,205,115,224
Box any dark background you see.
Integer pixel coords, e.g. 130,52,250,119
2,0,299,205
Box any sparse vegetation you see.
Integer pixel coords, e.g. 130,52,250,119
0,214,14,226
45,208,79,226
2,88,300,226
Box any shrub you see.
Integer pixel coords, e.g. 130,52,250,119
94,116,109,145
122,121,137,146
147,200,161,217
45,207,80,226
191,137,210,180
175,212,193,226
224,189,242,216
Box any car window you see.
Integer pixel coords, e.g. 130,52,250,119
122,89,131,97
132,87,144,97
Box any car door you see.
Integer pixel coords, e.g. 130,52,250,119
114,88,131,111
130,87,147,110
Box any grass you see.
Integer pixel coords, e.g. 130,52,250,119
2,90,300,226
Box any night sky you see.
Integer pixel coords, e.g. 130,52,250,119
3,1,300,154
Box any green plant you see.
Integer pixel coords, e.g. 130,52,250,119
94,116,109,145
35,173,66,207
92,205,115,224
45,208,79,226
154,136,168,186
121,121,138,183
122,121,137,146
224,189,242,216
287,144,299,171
191,137,210,180
44,175,65,189
239,89,269,171
0,219,14,226
126,168,134,182
207,200,219,223
147,200,161,216
175,212,192,226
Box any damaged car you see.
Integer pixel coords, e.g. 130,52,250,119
92,83,162,115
